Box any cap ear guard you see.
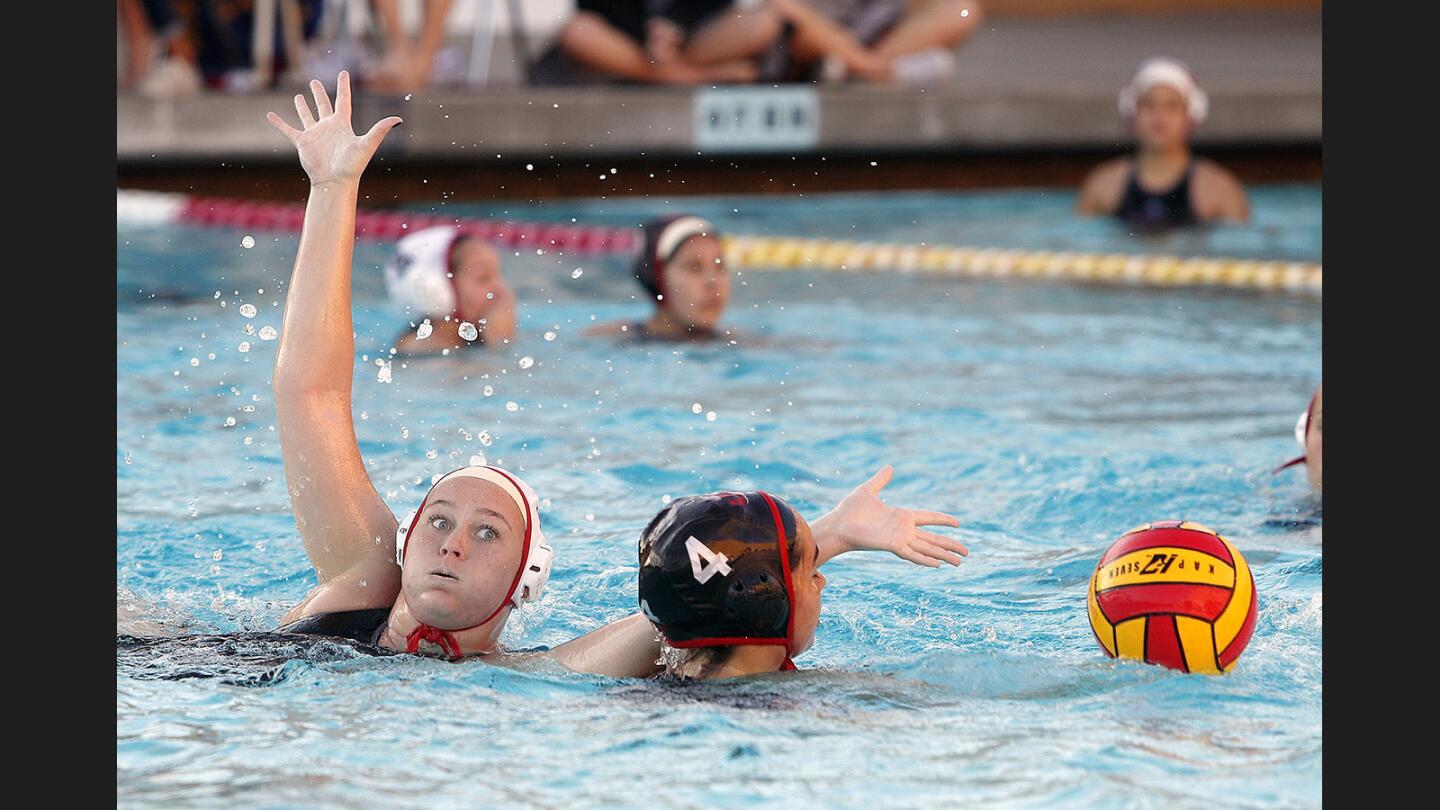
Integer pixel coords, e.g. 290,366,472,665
514,538,554,606
395,509,419,566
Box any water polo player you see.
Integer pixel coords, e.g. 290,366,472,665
384,224,517,356
261,73,663,668
1274,384,1321,490
637,467,970,679
1076,57,1250,227
587,214,733,342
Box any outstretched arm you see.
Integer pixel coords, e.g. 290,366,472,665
267,73,406,619
549,465,968,677
810,465,968,567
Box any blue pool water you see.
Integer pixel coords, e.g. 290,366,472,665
117,186,1321,808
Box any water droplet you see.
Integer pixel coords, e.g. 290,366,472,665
526,163,534,171
478,431,493,446
691,403,703,414
243,323,256,335
224,416,237,427
585,513,595,521
212,549,224,561
543,331,558,342
241,404,255,412
961,8,969,16
706,411,717,421
571,268,584,279
124,452,134,465
519,356,534,369
404,93,413,101
458,322,479,341
505,401,518,412
238,341,251,353
190,357,200,367
243,436,253,445
470,454,487,466
400,427,410,439
258,326,278,340
416,320,433,339
482,385,495,397
241,235,255,249
661,494,671,504
376,360,392,383
486,292,495,300
426,449,438,459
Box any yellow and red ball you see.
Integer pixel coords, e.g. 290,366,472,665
1087,521,1257,674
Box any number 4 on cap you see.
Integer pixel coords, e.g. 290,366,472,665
686,536,732,583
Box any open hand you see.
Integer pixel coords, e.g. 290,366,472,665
822,465,969,567
266,71,402,187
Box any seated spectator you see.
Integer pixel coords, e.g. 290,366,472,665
1077,57,1251,227
555,1,783,85
383,226,518,356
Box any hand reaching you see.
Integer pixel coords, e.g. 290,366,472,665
266,71,403,188
822,465,969,568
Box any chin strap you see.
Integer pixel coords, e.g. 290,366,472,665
406,624,464,661
780,657,797,671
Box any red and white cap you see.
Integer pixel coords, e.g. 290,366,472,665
395,465,553,628
383,225,461,319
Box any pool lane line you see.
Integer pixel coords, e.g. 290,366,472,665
117,190,1321,296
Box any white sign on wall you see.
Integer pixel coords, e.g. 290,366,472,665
693,87,820,152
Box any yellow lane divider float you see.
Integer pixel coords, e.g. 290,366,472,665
722,235,1321,296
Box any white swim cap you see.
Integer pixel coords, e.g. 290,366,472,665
1118,57,1208,125
395,465,553,617
383,225,460,318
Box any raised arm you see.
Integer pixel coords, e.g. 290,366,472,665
266,73,406,617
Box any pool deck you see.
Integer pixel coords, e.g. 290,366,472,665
117,10,1319,163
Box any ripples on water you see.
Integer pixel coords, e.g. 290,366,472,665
118,188,1320,808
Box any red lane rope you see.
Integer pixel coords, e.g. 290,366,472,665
175,195,638,256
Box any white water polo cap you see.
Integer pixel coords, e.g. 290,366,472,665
395,465,554,617
383,225,461,318
1118,57,1208,125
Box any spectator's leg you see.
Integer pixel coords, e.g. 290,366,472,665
871,0,983,61
118,0,157,86
768,0,890,81
558,11,705,84
682,5,782,66
370,0,454,91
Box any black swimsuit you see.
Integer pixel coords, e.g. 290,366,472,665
118,610,397,685
275,607,392,647
1115,162,1198,228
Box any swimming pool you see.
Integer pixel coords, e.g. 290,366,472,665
117,185,1321,808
